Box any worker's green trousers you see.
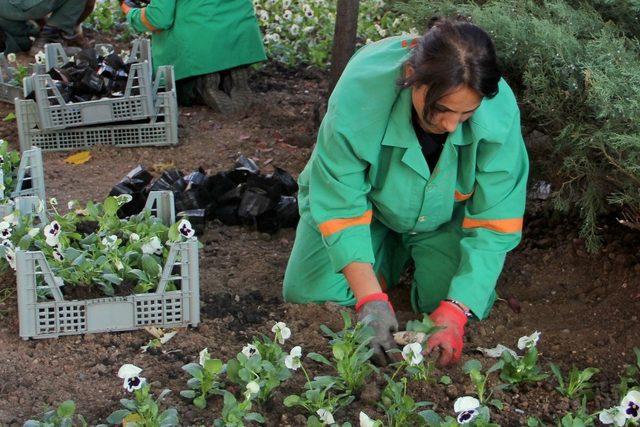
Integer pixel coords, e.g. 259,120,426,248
283,207,497,317
0,0,88,53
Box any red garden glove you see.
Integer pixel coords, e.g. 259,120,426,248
425,301,468,366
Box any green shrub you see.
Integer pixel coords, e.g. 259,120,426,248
396,0,640,248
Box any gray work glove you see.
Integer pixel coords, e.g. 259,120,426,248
357,300,399,366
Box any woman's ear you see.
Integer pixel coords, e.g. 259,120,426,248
405,64,414,79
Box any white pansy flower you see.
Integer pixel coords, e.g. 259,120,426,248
316,408,335,425
1,239,14,250
283,9,292,20
101,235,118,249
402,342,424,366
34,51,46,64
599,406,627,426
67,200,76,210
246,381,260,396
28,228,40,237
6,53,16,63
199,348,209,366
284,346,302,370
178,219,195,238
53,246,64,262
49,197,58,206
141,236,163,255
115,194,133,205
129,233,140,242
517,331,541,350
290,24,300,36
0,221,11,239
621,390,640,421
117,364,145,392
271,321,291,344
258,10,269,22
359,411,379,427
242,344,259,358
5,248,16,270
454,396,480,424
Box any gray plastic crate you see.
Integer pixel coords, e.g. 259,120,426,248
25,39,160,130
16,66,178,152
0,147,45,217
0,53,23,104
16,191,200,340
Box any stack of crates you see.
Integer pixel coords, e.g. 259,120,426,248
16,39,178,152
0,53,23,104
0,147,46,217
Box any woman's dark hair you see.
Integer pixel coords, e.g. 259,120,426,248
400,16,501,123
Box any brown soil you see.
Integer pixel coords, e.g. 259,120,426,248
0,50,639,426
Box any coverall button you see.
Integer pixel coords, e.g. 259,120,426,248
418,215,426,222
409,232,417,235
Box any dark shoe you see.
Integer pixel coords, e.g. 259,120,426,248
0,31,5,53
61,31,92,50
227,67,254,112
196,73,234,114
29,26,63,57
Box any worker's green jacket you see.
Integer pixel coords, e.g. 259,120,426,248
124,0,266,80
298,36,529,318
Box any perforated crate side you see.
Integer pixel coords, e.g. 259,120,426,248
16,93,178,152
0,148,45,216
0,53,22,104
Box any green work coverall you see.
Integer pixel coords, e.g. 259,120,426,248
0,0,88,53
283,36,529,319
124,0,266,81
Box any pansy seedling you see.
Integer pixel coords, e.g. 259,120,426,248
454,396,480,424
44,220,61,246
0,221,11,239
272,321,292,344
285,346,303,370
53,246,64,262
141,236,163,255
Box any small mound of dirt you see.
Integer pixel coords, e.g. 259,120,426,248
201,290,281,331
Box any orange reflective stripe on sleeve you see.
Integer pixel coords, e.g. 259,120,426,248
318,210,373,237
462,217,523,233
454,190,474,202
120,3,132,14
140,8,159,32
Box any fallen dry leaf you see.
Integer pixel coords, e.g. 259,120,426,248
64,151,91,165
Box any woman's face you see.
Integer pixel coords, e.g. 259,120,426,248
411,83,483,135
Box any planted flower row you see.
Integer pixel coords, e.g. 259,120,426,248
24,314,640,426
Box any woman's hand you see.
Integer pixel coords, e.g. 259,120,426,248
425,301,468,366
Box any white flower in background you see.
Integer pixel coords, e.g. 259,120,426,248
0,221,11,240
283,9,292,20
49,197,58,206
454,396,481,424
359,411,379,427
271,321,291,344
285,346,302,370
1,239,14,250
34,51,46,64
53,246,64,262
129,233,140,242
101,235,118,249
282,0,291,8
44,220,61,246
316,408,335,425
271,33,281,43
5,248,16,270
599,406,627,426
290,24,300,36
178,219,195,238
142,236,162,255
621,390,640,421
199,348,210,366
67,200,76,210
117,364,146,392
304,7,314,18
27,228,40,237
242,343,259,358
374,23,387,37
6,53,16,63
517,331,541,350
402,342,424,366
258,10,269,22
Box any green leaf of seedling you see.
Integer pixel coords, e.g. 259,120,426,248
103,197,119,217
439,375,452,385
194,394,207,409
463,359,483,374
180,390,196,399
141,253,161,277
245,412,265,423
182,363,204,380
106,409,131,424
489,399,504,410
120,398,137,411
3,112,16,122
158,408,179,427
333,342,348,361
283,395,302,407
307,352,333,366
56,400,76,416
204,358,223,374
420,410,444,424
102,273,122,285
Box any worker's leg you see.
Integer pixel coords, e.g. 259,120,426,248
407,212,497,317
196,72,235,114
283,217,409,305
46,0,88,36
0,16,39,53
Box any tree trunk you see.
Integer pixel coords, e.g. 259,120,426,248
329,0,360,95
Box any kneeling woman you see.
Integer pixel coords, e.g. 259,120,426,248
283,17,529,366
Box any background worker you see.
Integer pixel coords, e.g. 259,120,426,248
0,0,95,54
283,17,529,366
120,0,267,113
